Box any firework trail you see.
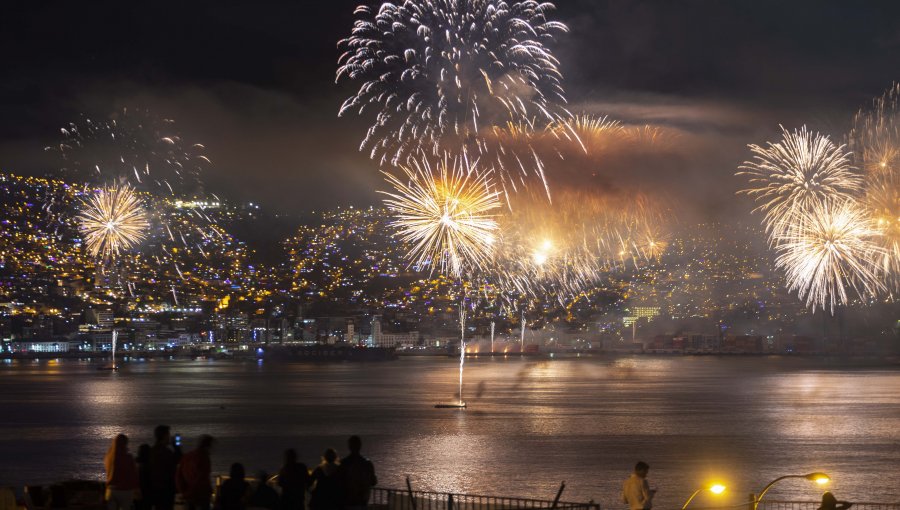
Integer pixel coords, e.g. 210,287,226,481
774,199,883,313
381,154,502,279
737,125,862,241
76,183,150,264
337,0,571,194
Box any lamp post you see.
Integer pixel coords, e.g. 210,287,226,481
752,473,830,510
682,484,726,510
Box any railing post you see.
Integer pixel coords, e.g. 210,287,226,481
448,493,454,510
406,477,418,510
551,482,566,510
749,493,757,510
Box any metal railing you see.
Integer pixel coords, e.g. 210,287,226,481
754,502,900,510
368,485,600,510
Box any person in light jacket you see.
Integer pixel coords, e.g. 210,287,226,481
622,461,655,510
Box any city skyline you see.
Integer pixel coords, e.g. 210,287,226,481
2,170,896,359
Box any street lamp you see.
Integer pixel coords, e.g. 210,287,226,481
753,473,830,510
682,484,727,510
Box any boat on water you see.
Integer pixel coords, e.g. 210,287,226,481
434,401,467,409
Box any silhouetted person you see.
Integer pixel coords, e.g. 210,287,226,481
818,492,852,510
216,463,250,510
149,425,179,510
278,449,310,510
177,435,215,510
248,471,279,510
338,436,377,510
309,449,340,510
105,434,140,510
0,487,17,510
135,444,153,510
622,461,655,510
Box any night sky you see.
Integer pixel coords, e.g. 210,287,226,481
3,0,900,215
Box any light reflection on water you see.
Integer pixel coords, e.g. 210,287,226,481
0,356,898,508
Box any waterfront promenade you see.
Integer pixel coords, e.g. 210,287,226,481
6,481,900,510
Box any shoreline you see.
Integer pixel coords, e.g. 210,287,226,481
2,350,898,364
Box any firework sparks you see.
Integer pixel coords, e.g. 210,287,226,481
549,114,623,153
861,171,900,289
77,183,150,264
737,125,862,240
337,0,570,191
46,108,209,196
381,155,502,278
850,83,900,176
485,191,671,302
774,199,883,313
463,112,679,302
850,84,900,290
43,108,220,269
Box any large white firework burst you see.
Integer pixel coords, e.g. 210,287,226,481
737,125,862,241
337,0,569,190
381,155,502,278
77,183,150,264
774,199,883,313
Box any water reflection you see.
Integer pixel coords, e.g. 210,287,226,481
0,356,897,509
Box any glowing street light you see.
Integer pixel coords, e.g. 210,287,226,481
753,473,830,510
682,484,727,510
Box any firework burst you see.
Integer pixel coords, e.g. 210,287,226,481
549,115,623,152
485,191,670,302
865,173,900,286
381,155,502,278
737,125,862,240
337,0,570,191
774,199,883,313
850,84,900,291
850,83,900,176
44,108,221,265
77,183,150,264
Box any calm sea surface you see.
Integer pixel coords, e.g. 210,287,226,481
1,356,899,508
